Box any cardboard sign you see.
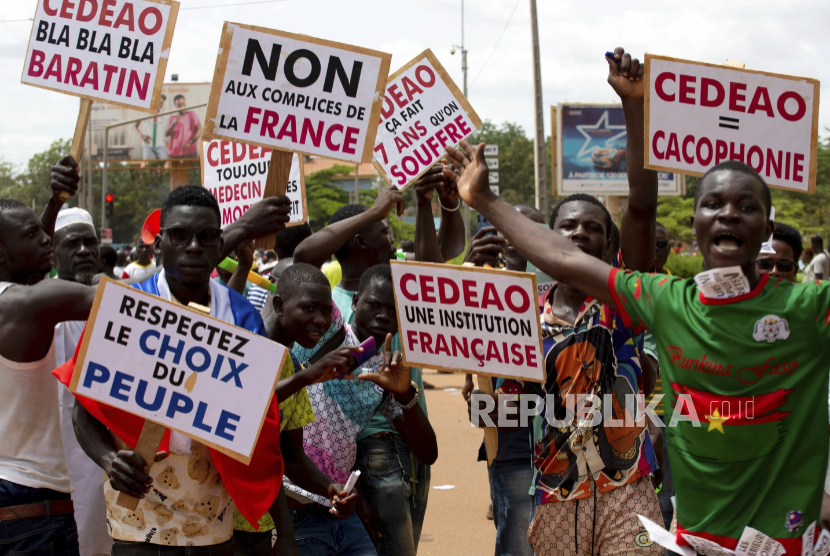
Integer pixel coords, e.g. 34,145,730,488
644,54,820,193
390,261,544,382
70,278,287,464
201,139,307,228
21,0,178,111
372,49,481,190
202,23,391,163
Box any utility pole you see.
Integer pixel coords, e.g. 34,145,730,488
529,0,548,215
459,0,471,246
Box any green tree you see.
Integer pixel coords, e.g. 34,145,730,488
304,164,351,231
469,121,535,206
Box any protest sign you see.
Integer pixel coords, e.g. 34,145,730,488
555,103,682,195
201,139,307,228
21,0,179,199
70,278,287,465
372,49,481,190
390,261,544,382
644,54,820,193
202,22,391,164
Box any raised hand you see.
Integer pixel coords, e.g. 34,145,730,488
413,165,445,203
50,155,80,202
606,47,644,99
443,142,491,210
464,226,506,268
357,334,412,396
237,195,292,239
371,185,405,218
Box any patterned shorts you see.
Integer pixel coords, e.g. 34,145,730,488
527,477,664,556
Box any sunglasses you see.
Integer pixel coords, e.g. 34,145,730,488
656,240,669,248
160,227,222,247
756,258,795,273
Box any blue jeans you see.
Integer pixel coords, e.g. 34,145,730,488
355,436,430,556
488,459,535,556
0,480,79,556
290,508,376,556
112,538,234,556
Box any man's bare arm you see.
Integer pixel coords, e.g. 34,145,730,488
607,48,657,272
220,196,292,259
41,156,81,238
293,187,404,268
413,166,445,263
446,144,616,307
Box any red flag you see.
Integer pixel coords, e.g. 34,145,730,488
52,325,283,530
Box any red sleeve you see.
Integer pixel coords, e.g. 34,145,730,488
608,267,635,328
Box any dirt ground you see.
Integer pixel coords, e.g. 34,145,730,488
417,369,496,556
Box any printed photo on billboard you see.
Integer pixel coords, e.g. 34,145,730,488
554,103,683,195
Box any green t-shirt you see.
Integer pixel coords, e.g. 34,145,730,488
332,286,428,440
612,269,830,547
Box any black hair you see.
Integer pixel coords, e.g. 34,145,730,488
173,94,185,103
400,239,415,253
328,204,368,262
277,262,330,302
656,221,667,232
514,204,544,222
609,221,621,256
811,234,824,249
695,160,772,217
773,223,803,261
161,185,221,227
548,193,612,239
358,263,392,295
274,222,313,260
99,245,117,267
0,199,29,243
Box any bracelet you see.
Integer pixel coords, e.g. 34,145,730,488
439,198,461,212
398,381,421,410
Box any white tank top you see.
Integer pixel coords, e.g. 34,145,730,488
0,282,71,493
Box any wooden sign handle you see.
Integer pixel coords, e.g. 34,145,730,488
115,421,167,511
60,98,93,202
253,149,293,250
477,376,499,465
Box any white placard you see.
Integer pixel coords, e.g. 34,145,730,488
489,172,499,185
70,278,286,463
22,0,178,111
203,23,391,163
390,261,544,381
372,49,481,190
645,54,820,193
201,139,306,228
485,158,499,170
490,185,500,197
484,144,499,156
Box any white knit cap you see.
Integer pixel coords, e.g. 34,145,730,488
55,207,95,232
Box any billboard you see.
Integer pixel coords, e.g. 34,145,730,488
554,103,683,196
89,82,210,162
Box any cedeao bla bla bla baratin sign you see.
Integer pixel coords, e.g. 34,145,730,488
390,261,544,382
202,23,391,163
70,278,287,464
372,49,481,190
22,0,179,111
201,139,307,228
644,54,820,193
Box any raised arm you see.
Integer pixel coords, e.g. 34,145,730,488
41,156,81,239
220,196,292,259
413,165,445,263
607,48,658,272
293,187,404,268
226,243,253,295
446,144,616,307
436,168,465,262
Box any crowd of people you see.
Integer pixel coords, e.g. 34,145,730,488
1,46,829,556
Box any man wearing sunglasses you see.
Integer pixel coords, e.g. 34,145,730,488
72,186,299,555
654,222,671,274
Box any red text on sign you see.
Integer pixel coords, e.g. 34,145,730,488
42,0,164,36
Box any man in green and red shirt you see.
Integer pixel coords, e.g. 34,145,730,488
450,47,828,556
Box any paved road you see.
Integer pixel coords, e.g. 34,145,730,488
417,370,496,556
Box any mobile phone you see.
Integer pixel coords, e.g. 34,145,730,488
477,214,502,266
349,336,377,371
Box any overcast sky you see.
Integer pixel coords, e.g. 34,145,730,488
1,0,828,168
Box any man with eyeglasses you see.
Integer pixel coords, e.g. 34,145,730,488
72,186,299,554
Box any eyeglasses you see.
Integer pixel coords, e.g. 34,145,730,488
656,240,669,248
756,258,795,273
160,227,222,247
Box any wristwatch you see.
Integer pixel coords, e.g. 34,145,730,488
398,381,421,411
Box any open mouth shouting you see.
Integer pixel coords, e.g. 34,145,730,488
713,232,744,253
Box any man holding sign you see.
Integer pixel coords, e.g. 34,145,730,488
455,46,830,556
65,186,298,553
